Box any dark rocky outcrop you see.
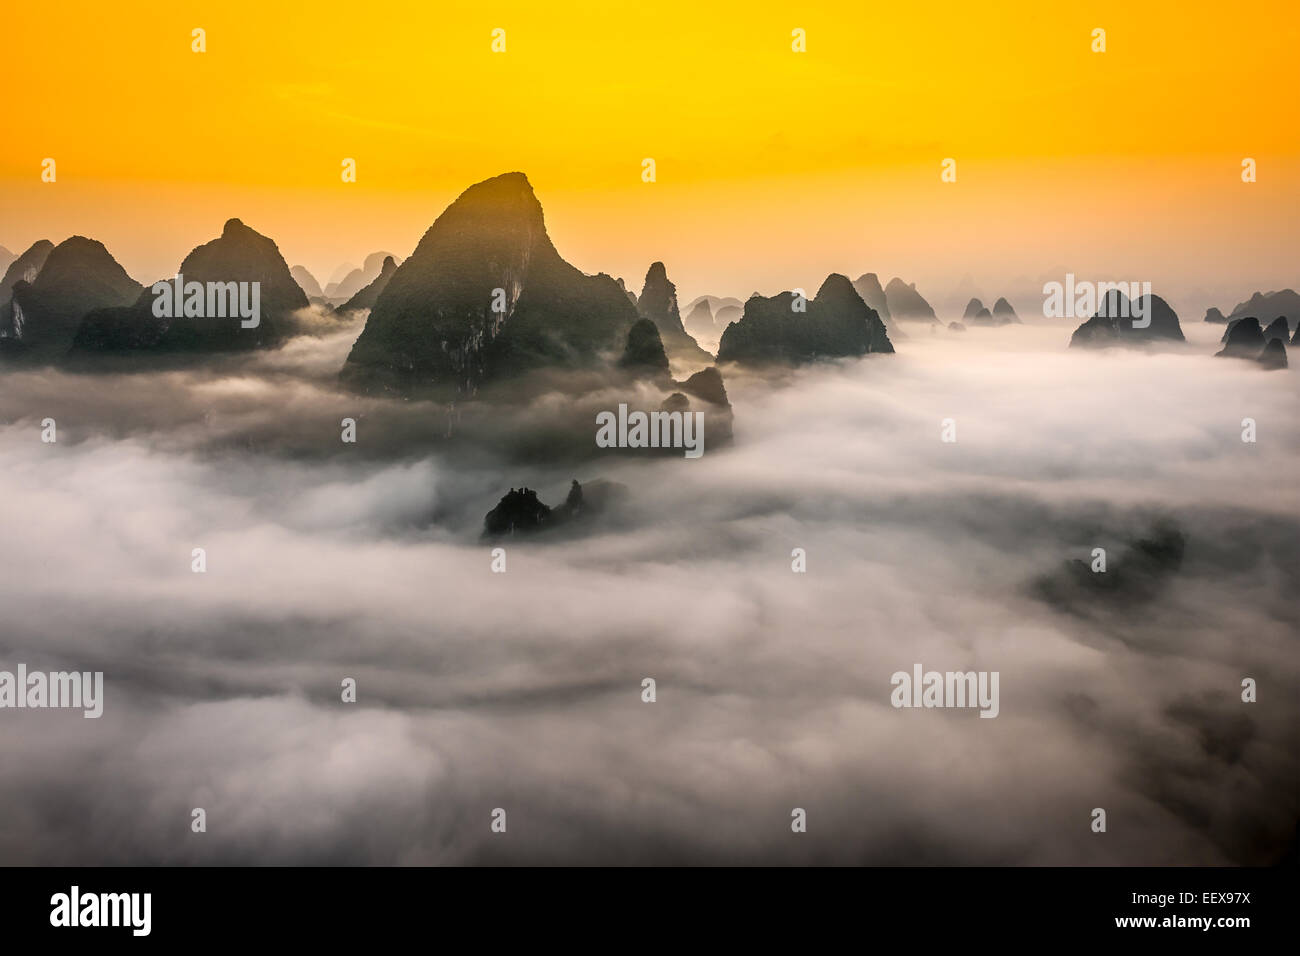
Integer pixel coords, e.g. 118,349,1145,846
619,318,671,375
1262,317,1290,344
1069,290,1185,348
962,298,984,320
0,239,53,304
483,478,625,537
678,366,729,407
342,172,641,397
1204,306,1226,323
636,262,712,364
717,273,893,365
1258,339,1288,370
1216,317,1266,358
1217,318,1289,369
339,255,398,313
948,321,966,332
0,237,142,362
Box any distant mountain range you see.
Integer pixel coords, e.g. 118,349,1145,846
1203,289,1300,333
962,296,1020,325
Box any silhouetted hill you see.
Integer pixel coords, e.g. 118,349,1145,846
69,218,307,356
1069,291,1185,347
619,317,671,375
636,262,712,364
342,172,640,396
0,237,141,362
993,297,1020,323
0,239,55,304
717,273,893,364
290,265,323,299
884,277,937,322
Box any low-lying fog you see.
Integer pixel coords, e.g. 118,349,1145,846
0,317,1295,864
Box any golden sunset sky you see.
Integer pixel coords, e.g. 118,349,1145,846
5,0,1298,305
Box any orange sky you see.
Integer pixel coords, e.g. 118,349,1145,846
5,0,1298,305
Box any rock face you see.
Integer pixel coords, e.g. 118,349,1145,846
1204,306,1226,323
678,366,729,407
0,237,142,361
483,479,624,537
483,486,553,535
716,273,893,364
852,274,893,324
1258,338,1288,370
1293,324,1300,347
948,321,966,332
992,297,1020,323
1261,317,1290,344
339,255,398,313
70,218,308,355
962,298,984,320
1068,290,1185,347
616,277,637,306
636,262,712,363
290,265,323,299
1216,316,1289,368
0,239,55,305
884,277,937,322
342,172,641,396
1216,317,1266,358
619,317,671,374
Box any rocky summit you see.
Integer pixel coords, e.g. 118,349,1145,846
0,237,141,362
717,273,893,365
1069,290,1185,348
342,172,641,396
68,218,307,356
636,262,713,364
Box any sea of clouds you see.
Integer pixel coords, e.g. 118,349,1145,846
0,318,1295,864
